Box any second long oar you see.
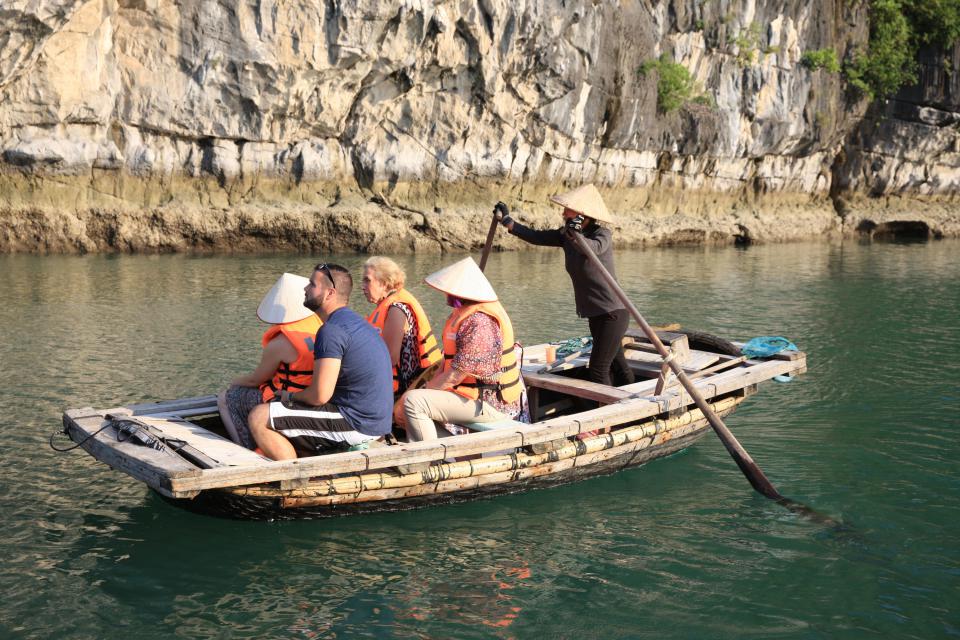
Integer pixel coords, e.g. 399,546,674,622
478,212,500,272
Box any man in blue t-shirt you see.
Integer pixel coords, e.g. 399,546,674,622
248,263,394,460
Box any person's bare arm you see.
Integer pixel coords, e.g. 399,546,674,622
231,336,297,387
290,357,340,406
382,305,407,365
425,366,467,391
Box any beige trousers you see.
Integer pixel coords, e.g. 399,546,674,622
402,389,507,441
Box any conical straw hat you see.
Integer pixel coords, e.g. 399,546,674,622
549,183,614,223
424,257,498,302
257,273,314,324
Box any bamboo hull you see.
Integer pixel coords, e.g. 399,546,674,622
161,398,740,520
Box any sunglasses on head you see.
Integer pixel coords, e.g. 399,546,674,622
316,263,336,288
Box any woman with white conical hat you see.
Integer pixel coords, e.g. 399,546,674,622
399,257,528,450
493,184,635,389
217,272,322,449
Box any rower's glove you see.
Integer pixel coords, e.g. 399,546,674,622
493,201,513,228
565,214,585,233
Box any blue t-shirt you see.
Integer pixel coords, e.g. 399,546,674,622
313,306,393,436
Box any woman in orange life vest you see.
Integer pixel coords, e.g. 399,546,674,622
217,272,322,449
362,256,442,403
401,257,528,444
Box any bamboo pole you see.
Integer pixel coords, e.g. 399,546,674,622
278,406,736,508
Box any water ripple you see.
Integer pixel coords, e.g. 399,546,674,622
1,242,959,638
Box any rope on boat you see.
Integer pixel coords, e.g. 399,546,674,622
553,336,592,357
740,336,798,358
50,417,170,453
49,423,113,452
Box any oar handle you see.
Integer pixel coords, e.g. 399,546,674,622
564,229,784,500
478,212,500,272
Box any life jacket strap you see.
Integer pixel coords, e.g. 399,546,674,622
459,376,520,391
277,363,313,376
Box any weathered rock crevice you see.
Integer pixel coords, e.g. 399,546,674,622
1,0,958,253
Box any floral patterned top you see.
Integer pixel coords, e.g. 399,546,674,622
451,312,527,420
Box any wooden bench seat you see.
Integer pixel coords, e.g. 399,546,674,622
520,370,634,403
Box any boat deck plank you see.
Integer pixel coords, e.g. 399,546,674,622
520,371,635,403
522,356,590,373
625,349,720,372
525,347,722,375
63,409,202,498
136,417,272,467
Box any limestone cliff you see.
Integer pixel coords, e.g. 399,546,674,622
0,0,955,253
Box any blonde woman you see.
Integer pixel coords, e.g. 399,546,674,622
362,256,442,401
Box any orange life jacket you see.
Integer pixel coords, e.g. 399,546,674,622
441,300,521,404
367,288,442,392
259,314,322,401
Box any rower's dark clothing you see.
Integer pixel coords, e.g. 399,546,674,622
588,309,634,387
509,220,635,389
508,222,622,318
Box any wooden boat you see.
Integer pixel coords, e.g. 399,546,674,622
61,329,806,519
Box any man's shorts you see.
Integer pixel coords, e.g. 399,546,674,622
268,401,377,454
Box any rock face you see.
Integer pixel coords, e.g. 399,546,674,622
833,45,960,240
0,0,957,252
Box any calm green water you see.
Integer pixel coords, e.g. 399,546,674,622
1,240,958,639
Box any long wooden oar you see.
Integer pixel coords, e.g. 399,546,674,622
565,230,788,500
478,211,500,271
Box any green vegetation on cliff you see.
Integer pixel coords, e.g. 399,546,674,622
640,56,694,112
847,0,916,98
801,49,841,73
904,0,960,48
848,0,960,99
639,55,714,113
